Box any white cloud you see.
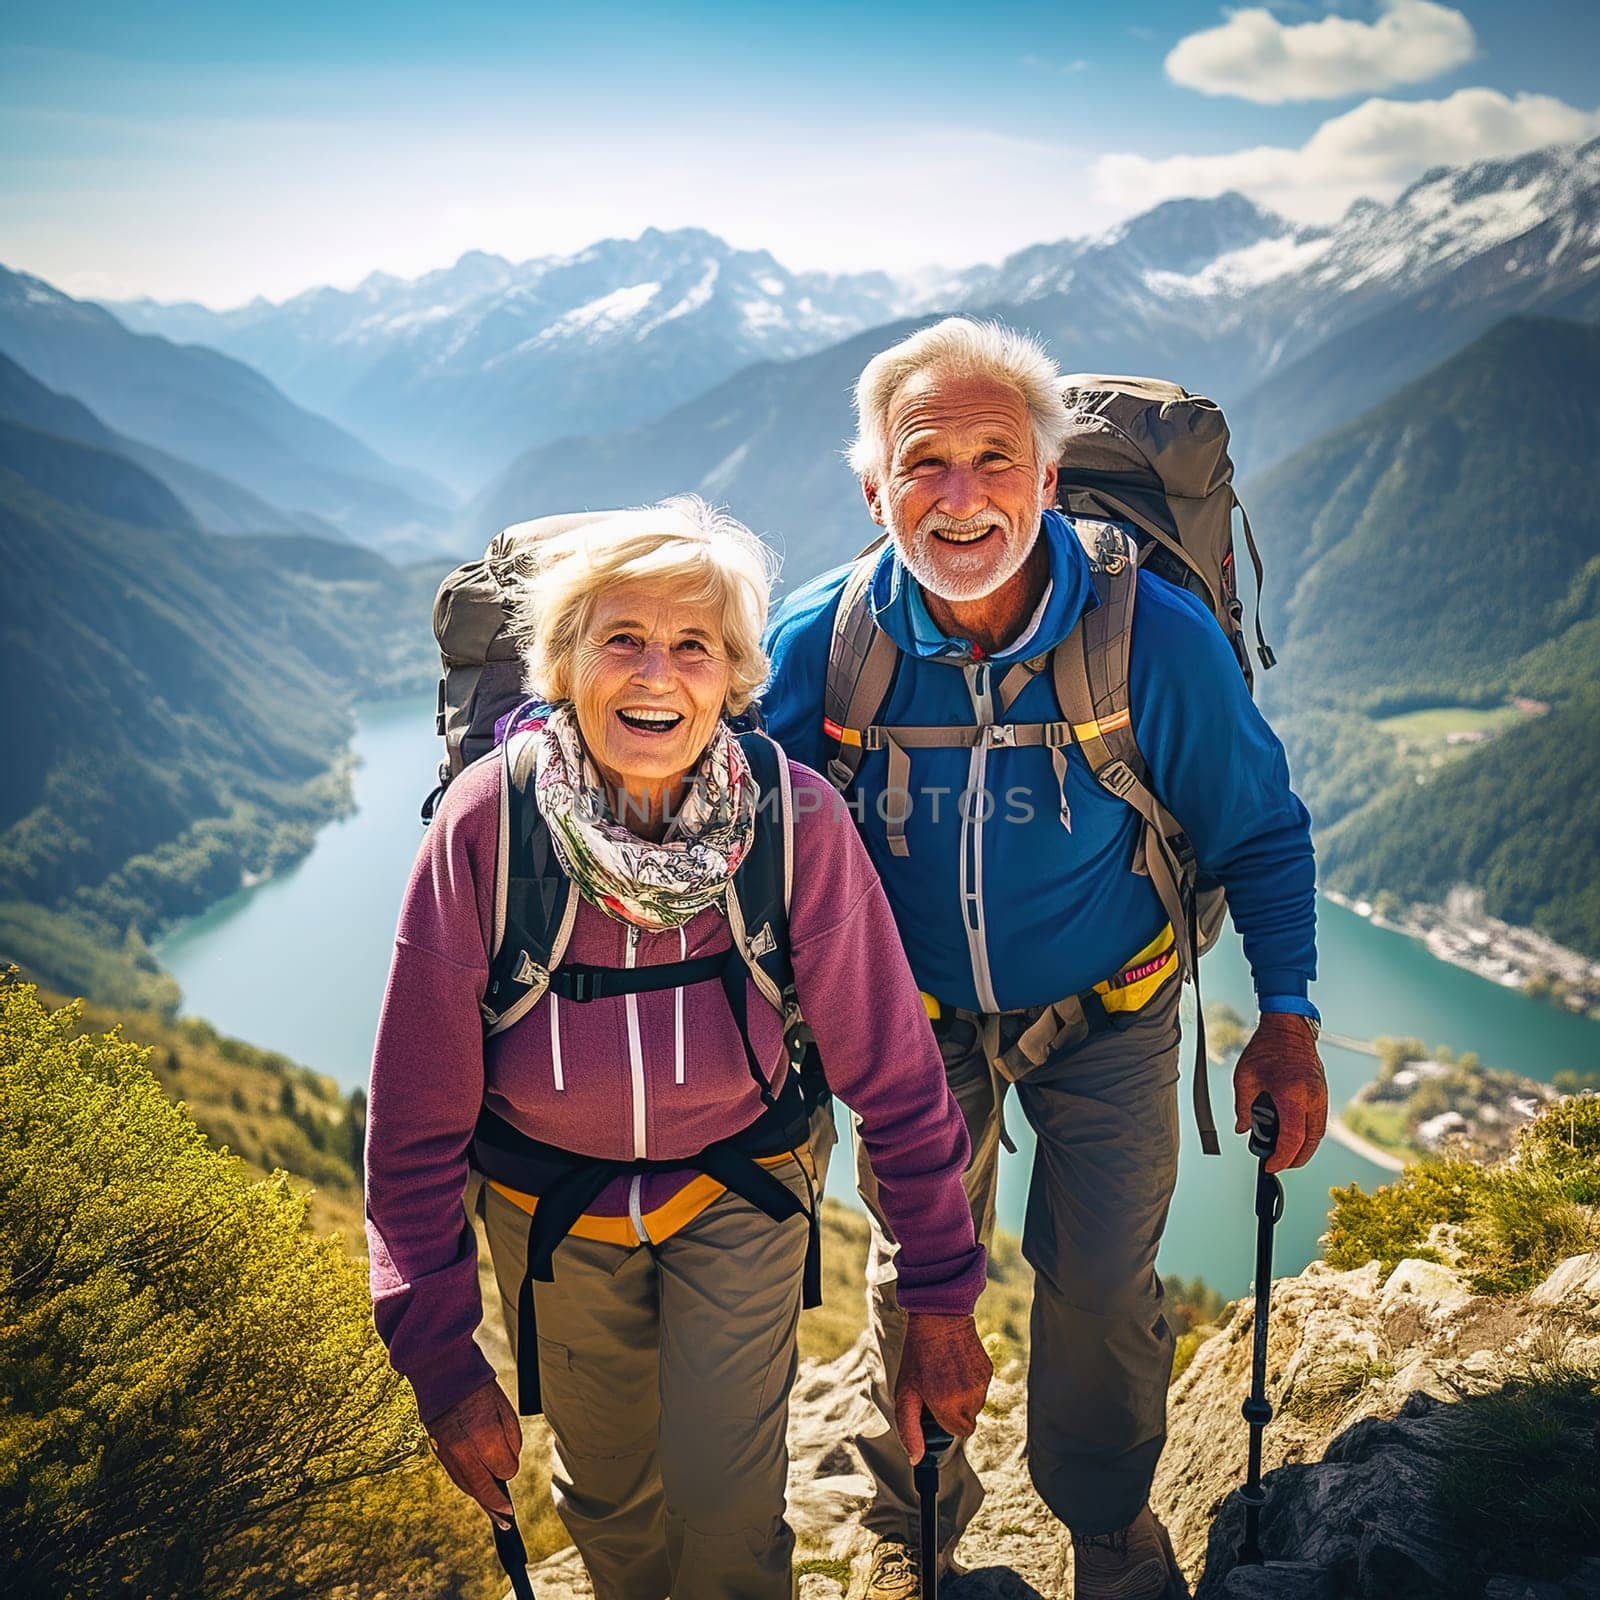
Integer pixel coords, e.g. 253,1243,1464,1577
1166,0,1476,105
1095,88,1600,223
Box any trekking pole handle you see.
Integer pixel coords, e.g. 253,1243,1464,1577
1248,1092,1279,1161
920,1408,955,1467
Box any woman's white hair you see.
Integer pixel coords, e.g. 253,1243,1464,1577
846,316,1071,481
509,495,779,717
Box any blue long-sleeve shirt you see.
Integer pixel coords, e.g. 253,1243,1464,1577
761,510,1317,1016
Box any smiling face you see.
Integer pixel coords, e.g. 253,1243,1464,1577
570,581,733,806
866,368,1056,602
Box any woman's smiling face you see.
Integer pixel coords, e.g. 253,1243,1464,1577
571,580,733,807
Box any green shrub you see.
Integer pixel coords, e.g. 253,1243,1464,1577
1324,1157,1479,1276
1464,1166,1597,1294
1325,1098,1600,1293
0,977,499,1598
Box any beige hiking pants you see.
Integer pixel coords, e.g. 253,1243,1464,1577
481,1152,818,1600
854,979,1183,1551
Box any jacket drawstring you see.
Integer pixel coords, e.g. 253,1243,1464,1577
549,994,564,1091
674,926,687,1085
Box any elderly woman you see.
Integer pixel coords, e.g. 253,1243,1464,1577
364,497,991,1600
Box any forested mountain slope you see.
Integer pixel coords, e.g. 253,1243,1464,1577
0,351,344,538
1245,317,1600,959
0,423,441,1007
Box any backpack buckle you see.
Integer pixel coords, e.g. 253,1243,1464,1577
512,951,549,990
1092,522,1130,575
1098,758,1139,798
984,723,1018,748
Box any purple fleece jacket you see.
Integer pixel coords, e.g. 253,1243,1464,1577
365,753,986,1420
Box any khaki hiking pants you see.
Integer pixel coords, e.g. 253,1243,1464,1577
854,977,1183,1551
481,1141,828,1600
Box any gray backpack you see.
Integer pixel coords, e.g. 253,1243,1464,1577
423,510,619,820
822,375,1274,1153
1054,373,1273,685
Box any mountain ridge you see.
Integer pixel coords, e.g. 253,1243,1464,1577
0,265,455,553
0,351,345,539
98,140,1600,512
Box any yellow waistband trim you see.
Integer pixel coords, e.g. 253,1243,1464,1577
488,1147,807,1250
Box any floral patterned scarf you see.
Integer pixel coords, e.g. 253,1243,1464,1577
515,701,757,932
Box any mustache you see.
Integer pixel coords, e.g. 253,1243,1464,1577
915,508,1015,539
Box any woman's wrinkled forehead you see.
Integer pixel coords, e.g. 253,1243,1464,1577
586,579,726,645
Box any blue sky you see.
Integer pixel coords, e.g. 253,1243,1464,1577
3,1,1597,306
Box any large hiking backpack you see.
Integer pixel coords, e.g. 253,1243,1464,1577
822,376,1274,1154
1054,373,1273,685
423,510,621,821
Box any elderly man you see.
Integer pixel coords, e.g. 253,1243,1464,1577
761,318,1325,1600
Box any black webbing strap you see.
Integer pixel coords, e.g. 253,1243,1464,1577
720,948,779,1107
1234,498,1276,670
475,1074,820,1415
516,1164,617,1413
1187,894,1218,1155
695,1141,822,1307
548,950,734,1003
508,1141,819,1412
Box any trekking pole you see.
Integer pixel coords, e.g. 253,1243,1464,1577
1238,1093,1283,1566
490,1478,537,1600
914,1408,955,1599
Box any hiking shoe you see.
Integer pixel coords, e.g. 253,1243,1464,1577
862,1538,920,1599
1070,1504,1189,1600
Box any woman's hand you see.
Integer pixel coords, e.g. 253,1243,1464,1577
894,1311,992,1463
424,1378,523,1522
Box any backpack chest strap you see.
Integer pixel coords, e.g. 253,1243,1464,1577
547,948,736,1003
839,704,1135,857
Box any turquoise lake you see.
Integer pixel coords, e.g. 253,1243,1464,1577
160,696,1600,1297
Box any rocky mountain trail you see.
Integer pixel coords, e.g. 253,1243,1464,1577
516,1249,1600,1598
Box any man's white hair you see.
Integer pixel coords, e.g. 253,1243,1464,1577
846,316,1071,481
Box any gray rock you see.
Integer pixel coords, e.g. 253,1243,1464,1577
512,1249,1600,1599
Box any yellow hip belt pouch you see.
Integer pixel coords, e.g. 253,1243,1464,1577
921,923,1179,1084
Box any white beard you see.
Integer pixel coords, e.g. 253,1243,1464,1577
893,488,1044,603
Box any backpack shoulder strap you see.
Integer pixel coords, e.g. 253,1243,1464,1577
725,729,795,1012
483,716,579,1038
822,543,899,791
725,729,823,1105
1053,524,1197,957
1051,523,1219,1153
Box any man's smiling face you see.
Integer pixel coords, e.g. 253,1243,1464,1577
867,368,1056,602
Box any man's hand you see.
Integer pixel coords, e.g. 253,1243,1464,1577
894,1311,992,1464
1233,1013,1327,1174
423,1378,523,1522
